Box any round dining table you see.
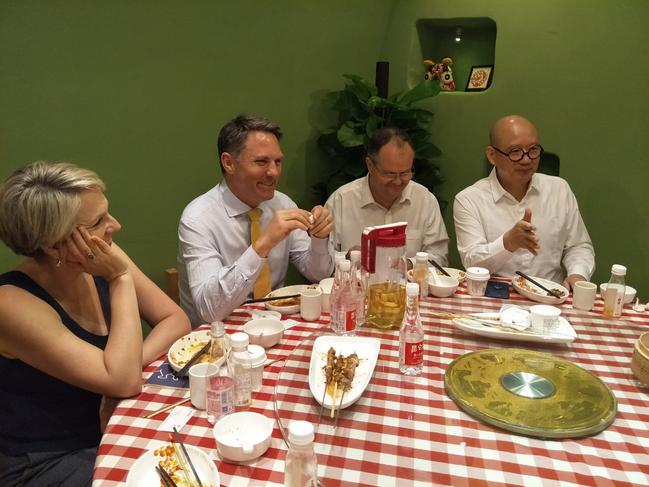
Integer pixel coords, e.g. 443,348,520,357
93,282,649,486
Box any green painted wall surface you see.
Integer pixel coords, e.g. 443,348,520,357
1,0,648,300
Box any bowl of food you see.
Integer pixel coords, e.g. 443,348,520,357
264,285,306,314
599,283,636,304
427,275,459,298
631,332,649,386
212,411,273,462
243,318,284,348
168,330,222,372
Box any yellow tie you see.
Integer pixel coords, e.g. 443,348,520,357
247,208,272,299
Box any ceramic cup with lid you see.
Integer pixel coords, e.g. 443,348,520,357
465,267,490,296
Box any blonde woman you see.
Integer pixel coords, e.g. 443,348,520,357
0,161,190,486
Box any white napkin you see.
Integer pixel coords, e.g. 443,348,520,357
497,305,531,331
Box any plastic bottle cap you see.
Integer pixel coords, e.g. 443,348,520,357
334,251,346,263
229,332,249,351
349,250,361,263
415,252,428,261
288,420,314,445
210,321,224,335
406,282,419,296
247,344,266,367
339,259,351,271
466,267,490,281
611,264,627,276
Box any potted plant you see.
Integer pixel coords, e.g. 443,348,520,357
313,74,444,206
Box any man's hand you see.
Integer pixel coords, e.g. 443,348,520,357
309,205,333,239
564,274,587,291
503,207,540,255
253,208,312,257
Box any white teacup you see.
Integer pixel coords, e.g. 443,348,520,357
300,288,322,322
189,363,220,410
529,305,561,334
573,281,597,311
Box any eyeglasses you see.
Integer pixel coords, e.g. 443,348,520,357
370,159,415,181
491,144,544,162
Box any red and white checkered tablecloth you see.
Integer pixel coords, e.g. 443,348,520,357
93,286,649,487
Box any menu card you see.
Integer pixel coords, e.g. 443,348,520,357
146,360,189,389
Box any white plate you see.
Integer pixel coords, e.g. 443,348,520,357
168,330,222,372
453,313,576,344
309,335,380,410
512,275,568,304
264,285,309,314
126,442,220,487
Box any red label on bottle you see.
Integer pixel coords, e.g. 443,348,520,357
405,341,423,366
345,309,356,331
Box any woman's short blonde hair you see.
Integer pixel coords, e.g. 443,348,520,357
0,161,106,257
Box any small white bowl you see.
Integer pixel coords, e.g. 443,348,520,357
243,318,284,348
427,275,459,298
599,283,637,304
213,411,273,462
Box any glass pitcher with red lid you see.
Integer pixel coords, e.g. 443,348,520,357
361,222,407,329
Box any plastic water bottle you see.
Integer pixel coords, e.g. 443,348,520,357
332,259,357,335
329,253,346,327
349,250,366,327
412,252,429,299
206,357,235,424
603,264,626,318
399,282,424,376
228,332,253,410
284,420,318,487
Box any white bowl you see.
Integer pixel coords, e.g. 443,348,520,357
427,275,459,297
213,411,273,462
599,283,636,304
243,318,284,348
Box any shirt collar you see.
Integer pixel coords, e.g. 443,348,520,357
220,181,261,218
360,175,412,208
488,168,540,203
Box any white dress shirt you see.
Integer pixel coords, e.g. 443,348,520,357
325,176,448,264
453,169,595,283
178,181,333,325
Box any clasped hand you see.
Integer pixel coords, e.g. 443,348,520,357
254,205,333,257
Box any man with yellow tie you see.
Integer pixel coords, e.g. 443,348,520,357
177,114,334,325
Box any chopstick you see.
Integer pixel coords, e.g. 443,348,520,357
428,259,450,277
244,293,300,304
172,427,204,487
515,271,563,299
174,341,211,377
156,464,178,487
145,396,191,419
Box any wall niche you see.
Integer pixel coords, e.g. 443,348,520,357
416,17,497,93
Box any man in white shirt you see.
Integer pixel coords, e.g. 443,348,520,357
453,115,594,290
178,114,334,325
325,127,448,264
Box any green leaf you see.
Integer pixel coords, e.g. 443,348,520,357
338,122,365,147
343,74,377,100
396,80,441,106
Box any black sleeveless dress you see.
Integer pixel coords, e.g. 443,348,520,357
0,271,111,455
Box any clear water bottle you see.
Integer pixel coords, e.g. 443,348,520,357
206,362,235,424
329,253,346,328
412,252,429,299
332,259,357,335
349,249,366,327
399,282,424,376
208,321,228,364
228,332,252,411
603,264,626,318
284,420,318,487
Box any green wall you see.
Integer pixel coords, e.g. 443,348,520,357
1,0,648,300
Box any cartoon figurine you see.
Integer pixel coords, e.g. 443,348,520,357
423,57,456,91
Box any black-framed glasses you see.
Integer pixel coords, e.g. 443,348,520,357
370,159,415,181
491,144,544,162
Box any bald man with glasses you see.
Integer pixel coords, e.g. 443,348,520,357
453,115,594,290
325,127,448,264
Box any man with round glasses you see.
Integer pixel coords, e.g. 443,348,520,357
453,115,594,290
325,126,448,263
